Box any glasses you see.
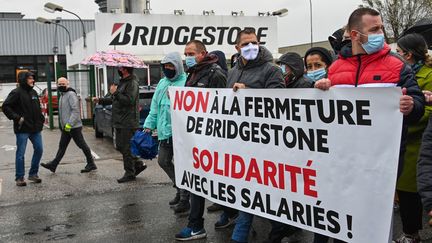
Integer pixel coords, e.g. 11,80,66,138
240,41,258,47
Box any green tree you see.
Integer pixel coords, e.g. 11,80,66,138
361,0,432,42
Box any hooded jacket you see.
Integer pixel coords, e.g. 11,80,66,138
144,52,187,140
227,46,285,88
186,53,227,88
58,87,82,129
3,71,44,134
99,73,139,129
277,52,313,88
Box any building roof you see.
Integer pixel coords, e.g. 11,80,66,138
0,18,95,56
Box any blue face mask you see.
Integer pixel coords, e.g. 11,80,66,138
280,65,287,75
185,56,197,68
360,33,385,54
306,68,327,82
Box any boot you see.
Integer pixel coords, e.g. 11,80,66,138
169,193,180,206
81,162,97,173
173,200,190,213
40,162,57,173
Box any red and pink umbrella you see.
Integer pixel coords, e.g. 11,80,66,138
81,50,148,68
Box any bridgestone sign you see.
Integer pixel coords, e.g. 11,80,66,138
95,13,278,57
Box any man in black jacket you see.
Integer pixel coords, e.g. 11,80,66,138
3,71,44,186
93,67,146,183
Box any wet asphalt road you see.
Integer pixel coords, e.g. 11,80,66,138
1,112,432,243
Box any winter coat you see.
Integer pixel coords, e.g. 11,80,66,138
99,74,139,129
277,52,313,88
186,53,227,88
399,64,432,192
329,43,425,177
227,46,285,89
144,52,187,140
3,72,44,134
58,88,82,129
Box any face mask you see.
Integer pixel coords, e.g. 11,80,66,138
280,65,287,75
58,86,68,92
306,68,327,82
117,70,123,78
241,43,259,61
163,68,176,80
185,56,197,68
359,32,385,54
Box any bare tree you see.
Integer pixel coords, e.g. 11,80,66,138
361,0,432,42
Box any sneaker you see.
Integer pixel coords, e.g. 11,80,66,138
134,164,147,176
40,162,57,173
28,175,42,183
207,203,223,212
16,178,27,187
215,212,238,229
394,233,421,243
175,227,207,241
169,193,180,206
173,200,190,213
81,163,97,173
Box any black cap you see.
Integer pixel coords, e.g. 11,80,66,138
304,47,334,67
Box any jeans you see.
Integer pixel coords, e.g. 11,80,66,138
15,132,43,180
51,127,94,166
232,211,254,242
188,193,237,230
158,137,189,201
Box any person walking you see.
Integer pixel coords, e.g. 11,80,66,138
143,52,187,212
314,7,424,243
41,77,97,173
396,33,432,243
93,67,147,183
3,71,44,186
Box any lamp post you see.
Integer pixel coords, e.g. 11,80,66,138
309,0,313,47
44,2,87,48
36,17,73,55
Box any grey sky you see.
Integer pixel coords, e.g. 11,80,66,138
1,0,363,47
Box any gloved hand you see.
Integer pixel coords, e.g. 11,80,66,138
64,123,72,132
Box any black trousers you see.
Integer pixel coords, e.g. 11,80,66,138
116,128,143,177
52,127,94,165
397,190,423,234
188,193,237,230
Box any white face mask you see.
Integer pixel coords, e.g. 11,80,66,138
241,43,259,61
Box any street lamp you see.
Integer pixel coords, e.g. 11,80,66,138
44,2,87,48
308,0,313,47
36,17,72,54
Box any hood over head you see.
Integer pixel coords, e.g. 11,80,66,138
161,52,184,80
17,71,35,91
209,50,228,73
277,52,306,79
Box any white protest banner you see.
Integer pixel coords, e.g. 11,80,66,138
169,87,402,242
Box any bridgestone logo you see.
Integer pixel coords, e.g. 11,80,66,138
109,23,268,46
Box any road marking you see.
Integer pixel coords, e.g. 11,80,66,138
1,145,16,151
91,150,100,160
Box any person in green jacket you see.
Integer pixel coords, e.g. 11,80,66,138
143,52,187,210
394,33,432,243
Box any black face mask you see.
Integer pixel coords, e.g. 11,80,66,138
58,86,68,92
163,68,176,80
334,39,352,54
118,70,123,78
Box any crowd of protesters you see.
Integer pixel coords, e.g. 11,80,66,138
3,6,432,243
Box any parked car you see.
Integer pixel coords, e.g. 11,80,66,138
93,86,156,147
39,87,58,115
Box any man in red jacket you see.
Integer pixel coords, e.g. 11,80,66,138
313,7,424,243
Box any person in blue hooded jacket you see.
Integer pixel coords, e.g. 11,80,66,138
143,51,187,211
